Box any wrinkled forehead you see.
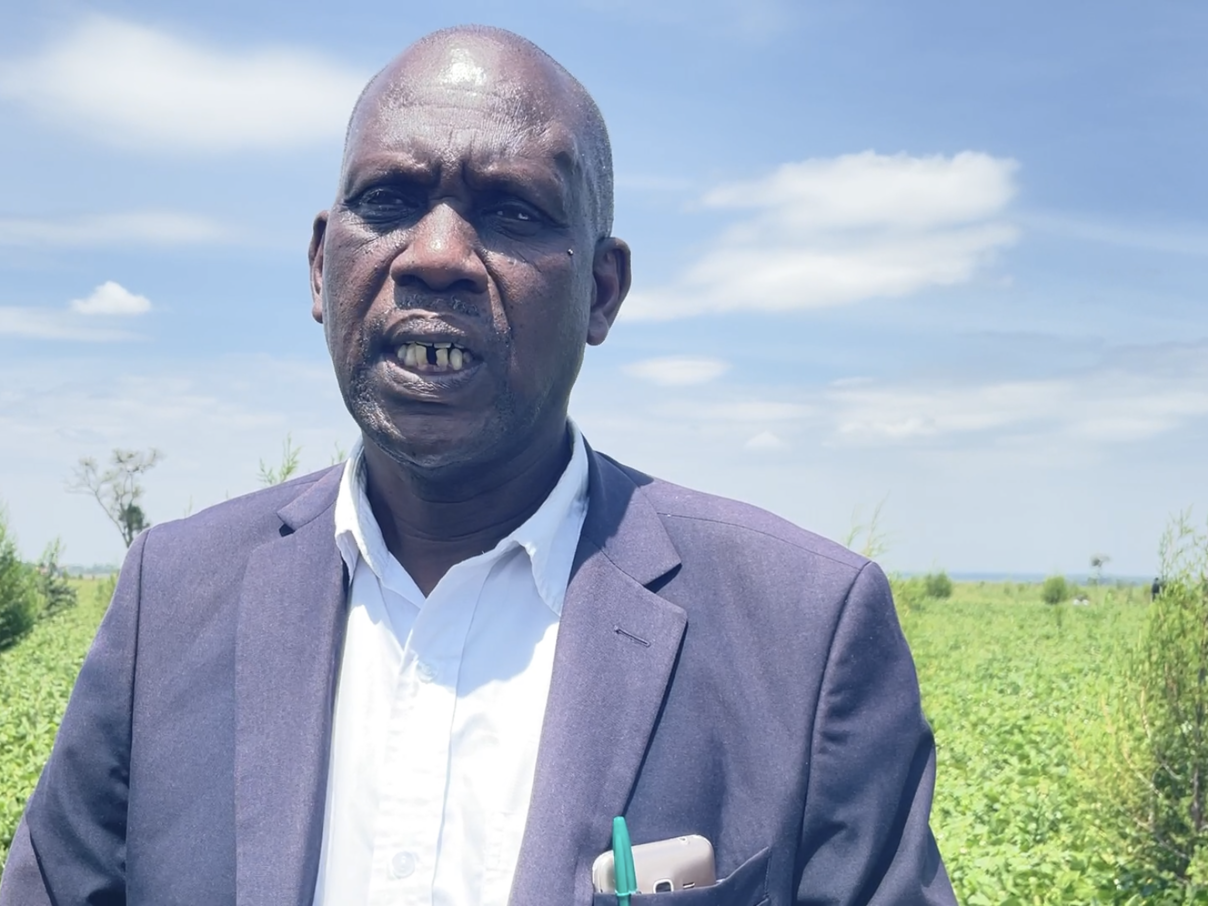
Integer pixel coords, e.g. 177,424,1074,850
344,41,586,177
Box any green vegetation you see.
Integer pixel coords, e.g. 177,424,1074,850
0,512,39,650
1092,513,1208,899
902,580,1145,903
5,570,1208,903
0,577,112,866
923,570,954,599
1042,574,1072,604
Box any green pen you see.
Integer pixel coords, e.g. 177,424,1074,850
612,816,638,905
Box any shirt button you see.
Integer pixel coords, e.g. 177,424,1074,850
390,850,416,879
416,661,437,683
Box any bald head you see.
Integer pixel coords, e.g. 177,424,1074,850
344,26,614,239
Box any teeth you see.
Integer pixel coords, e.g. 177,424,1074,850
395,341,469,372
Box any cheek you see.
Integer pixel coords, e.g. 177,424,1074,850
321,231,395,352
496,254,590,334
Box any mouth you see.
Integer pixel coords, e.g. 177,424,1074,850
377,319,488,398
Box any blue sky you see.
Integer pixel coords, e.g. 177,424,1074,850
1,0,1205,576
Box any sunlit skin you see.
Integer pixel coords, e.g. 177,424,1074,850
309,30,631,594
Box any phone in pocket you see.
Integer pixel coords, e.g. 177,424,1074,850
591,833,717,894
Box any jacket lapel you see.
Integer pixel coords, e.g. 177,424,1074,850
509,451,685,906
234,469,347,906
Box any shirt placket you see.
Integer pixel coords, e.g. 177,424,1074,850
366,564,492,906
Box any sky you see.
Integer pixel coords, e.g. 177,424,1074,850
0,0,1205,577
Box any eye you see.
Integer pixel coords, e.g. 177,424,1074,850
350,186,421,224
484,202,545,234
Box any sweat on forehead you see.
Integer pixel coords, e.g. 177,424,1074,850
343,25,614,238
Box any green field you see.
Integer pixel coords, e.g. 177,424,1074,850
0,578,113,869
0,577,1185,902
898,580,1149,904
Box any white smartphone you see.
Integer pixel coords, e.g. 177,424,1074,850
591,833,717,894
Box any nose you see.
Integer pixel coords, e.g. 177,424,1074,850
389,202,488,295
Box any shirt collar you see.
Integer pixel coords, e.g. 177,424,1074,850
333,422,590,616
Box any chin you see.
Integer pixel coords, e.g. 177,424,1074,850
361,414,500,477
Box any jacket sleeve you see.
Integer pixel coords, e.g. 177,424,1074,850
795,562,957,905
0,532,147,906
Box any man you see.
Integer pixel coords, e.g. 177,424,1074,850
0,25,956,906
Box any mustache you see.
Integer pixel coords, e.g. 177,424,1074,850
392,290,483,318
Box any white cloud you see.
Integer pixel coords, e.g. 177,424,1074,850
622,151,1018,321
702,151,1016,230
0,281,153,339
0,308,140,341
0,211,229,248
744,430,786,451
0,16,367,152
623,356,730,386
828,349,1208,446
70,282,152,316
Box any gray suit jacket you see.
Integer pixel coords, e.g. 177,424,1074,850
1,448,955,905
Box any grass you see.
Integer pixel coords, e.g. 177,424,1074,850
0,577,1170,902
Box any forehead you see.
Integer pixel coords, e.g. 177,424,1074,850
344,45,586,185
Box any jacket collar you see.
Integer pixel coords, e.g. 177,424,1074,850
233,447,683,906
234,467,347,906
509,446,686,906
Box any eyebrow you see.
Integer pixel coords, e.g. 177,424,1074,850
466,157,574,221
340,154,441,199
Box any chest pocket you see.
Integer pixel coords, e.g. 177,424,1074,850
590,846,771,906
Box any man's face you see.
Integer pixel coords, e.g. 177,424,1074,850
310,47,626,476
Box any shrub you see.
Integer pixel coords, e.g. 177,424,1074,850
1096,512,1208,896
35,539,77,619
1041,574,1070,604
923,571,954,599
0,507,39,649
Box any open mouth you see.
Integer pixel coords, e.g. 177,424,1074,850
394,340,474,374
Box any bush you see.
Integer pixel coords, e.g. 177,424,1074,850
35,539,77,619
923,571,954,599
0,507,39,649
1100,513,1208,893
1041,574,1070,604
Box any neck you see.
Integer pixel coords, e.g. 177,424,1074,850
360,422,574,596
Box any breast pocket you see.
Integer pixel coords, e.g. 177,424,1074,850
591,846,771,906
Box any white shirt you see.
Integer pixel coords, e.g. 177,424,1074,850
312,426,589,906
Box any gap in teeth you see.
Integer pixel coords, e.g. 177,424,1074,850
397,341,468,372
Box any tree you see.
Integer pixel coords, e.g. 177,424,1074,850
35,538,77,618
0,502,39,649
69,448,162,548
1091,553,1111,585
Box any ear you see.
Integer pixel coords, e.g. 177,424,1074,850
308,211,329,324
587,237,632,346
